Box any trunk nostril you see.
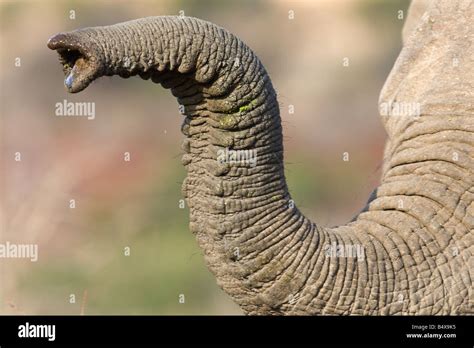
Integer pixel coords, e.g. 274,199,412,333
57,48,84,72
47,32,103,93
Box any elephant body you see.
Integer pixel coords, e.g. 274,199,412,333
48,0,473,315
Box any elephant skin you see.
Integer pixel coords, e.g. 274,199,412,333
47,0,473,315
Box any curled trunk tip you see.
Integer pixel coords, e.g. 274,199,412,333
47,32,103,93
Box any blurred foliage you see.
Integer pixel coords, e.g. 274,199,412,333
357,0,411,39
17,160,235,314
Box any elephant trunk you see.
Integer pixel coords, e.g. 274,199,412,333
47,13,473,315
48,16,315,314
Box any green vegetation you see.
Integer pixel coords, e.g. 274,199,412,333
238,99,258,114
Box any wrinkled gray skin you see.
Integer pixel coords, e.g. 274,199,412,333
48,0,473,315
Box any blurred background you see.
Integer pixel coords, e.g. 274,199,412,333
0,0,409,314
